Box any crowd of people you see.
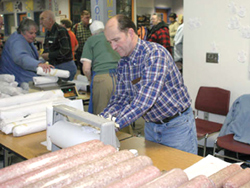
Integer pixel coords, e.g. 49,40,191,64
0,11,196,154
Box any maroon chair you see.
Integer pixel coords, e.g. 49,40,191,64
195,86,231,156
213,134,250,165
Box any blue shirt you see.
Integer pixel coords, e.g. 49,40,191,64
101,38,191,128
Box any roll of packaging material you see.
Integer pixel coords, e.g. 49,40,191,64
33,76,58,85
49,120,100,149
12,118,47,137
0,112,46,131
37,67,70,78
0,89,64,108
0,74,15,83
2,116,46,134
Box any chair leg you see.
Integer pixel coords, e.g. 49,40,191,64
203,134,208,157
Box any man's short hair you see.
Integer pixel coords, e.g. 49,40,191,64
152,13,162,21
81,10,90,16
60,18,72,29
116,14,137,34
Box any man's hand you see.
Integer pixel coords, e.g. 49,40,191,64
98,114,120,129
38,62,54,73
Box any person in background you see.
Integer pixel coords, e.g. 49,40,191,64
147,13,172,54
101,14,197,154
174,16,184,74
0,18,53,85
40,10,77,80
0,15,4,57
73,10,92,75
169,13,179,54
60,18,79,61
81,20,120,115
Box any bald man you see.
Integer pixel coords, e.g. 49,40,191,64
101,14,197,155
39,10,77,80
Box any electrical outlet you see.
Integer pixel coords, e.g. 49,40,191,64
206,53,219,63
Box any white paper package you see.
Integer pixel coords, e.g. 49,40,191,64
0,112,46,131
36,67,70,78
0,74,15,83
0,89,64,108
33,76,58,85
12,118,47,137
2,116,46,135
0,98,69,120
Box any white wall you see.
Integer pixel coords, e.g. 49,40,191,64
57,0,70,18
184,0,250,111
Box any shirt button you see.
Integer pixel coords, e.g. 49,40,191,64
128,117,131,120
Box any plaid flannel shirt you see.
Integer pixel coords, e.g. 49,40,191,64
101,38,191,128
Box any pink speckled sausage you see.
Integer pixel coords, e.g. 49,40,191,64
107,165,161,188
178,175,215,188
0,139,103,184
140,168,188,188
0,144,116,188
224,168,250,188
66,155,153,188
240,180,250,188
26,150,135,188
208,164,242,188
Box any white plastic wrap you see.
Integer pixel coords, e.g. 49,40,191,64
12,118,47,137
0,89,64,108
0,74,15,83
0,112,46,131
33,76,58,85
2,116,46,134
0,81,18,87
0,85,23,96
0,98,69,120
36,67,70,78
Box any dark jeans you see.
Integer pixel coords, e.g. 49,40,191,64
75,51,84,75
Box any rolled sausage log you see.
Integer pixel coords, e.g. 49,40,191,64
224,168,250,188
26,150,135,188
107,165,161,188
0,145,116,188
178,175,215,188
0,139,103,184
140,168,188,188
66,155,153,188
208,164,242,188
240,180,250,188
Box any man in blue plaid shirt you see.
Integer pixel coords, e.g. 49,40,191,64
101,14,197,154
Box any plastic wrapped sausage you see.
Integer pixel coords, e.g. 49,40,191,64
107,165,161,188
0,139,103,184
178,175,215,188
0,144,116,188
140,168,188,188
26,150,135,188
223,168,250,188
67,155,153,188
208,164,242,188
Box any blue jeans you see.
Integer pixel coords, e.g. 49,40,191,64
54,60,77,80
144,107,198,154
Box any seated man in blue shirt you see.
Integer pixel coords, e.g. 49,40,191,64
101,14,198,154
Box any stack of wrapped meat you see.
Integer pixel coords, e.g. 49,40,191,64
0,140,249,188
